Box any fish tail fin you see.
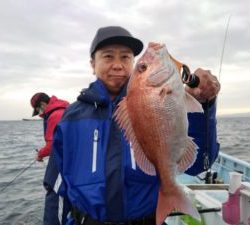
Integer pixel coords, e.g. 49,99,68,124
156,187,200,225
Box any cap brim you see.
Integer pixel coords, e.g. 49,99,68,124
32,108,39,117
93,36,143,56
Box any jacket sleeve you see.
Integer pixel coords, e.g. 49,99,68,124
51,124,72,225
185,101,220,176
38,141,52,158
52,124,67,197
38,111,63,158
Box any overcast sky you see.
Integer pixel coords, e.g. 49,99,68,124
0,0,249,120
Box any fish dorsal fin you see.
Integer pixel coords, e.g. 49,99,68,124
177,137,198,172
185,92,204,113
114,97,156,175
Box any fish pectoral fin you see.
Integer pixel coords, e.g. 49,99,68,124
177,137,198,173
113,97,156,176
185,92,204,113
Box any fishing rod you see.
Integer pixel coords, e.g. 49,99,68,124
218,14,231,81
202,15,232,183
182,15,232,183
1,159,36,192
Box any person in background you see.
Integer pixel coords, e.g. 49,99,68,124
30,92,70,225
52,26,221,225
31,93,69,161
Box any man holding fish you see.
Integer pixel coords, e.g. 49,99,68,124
52,26,220,225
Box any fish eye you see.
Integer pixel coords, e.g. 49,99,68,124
137,62,147,73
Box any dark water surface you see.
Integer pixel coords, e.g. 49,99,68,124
0,117,249,224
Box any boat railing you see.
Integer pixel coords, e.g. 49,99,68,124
213,152,250,182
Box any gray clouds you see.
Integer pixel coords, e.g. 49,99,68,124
0,0,249,119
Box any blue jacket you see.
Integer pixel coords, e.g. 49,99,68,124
53,79,220,223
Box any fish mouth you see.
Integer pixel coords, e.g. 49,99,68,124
151,67,169,77
147,66,174,87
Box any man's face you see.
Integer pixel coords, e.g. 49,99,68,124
91,44,134,98
36,102,47,116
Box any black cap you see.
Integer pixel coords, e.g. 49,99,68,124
90,26,143,57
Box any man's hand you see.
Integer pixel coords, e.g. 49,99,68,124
185,68,221,103
35,152,43,162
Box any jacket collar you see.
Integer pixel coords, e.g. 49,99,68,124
77,79,128,107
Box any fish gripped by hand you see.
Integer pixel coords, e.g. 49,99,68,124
114,42,204,225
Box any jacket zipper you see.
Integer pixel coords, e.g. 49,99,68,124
92,129,98,173
130,143,136,170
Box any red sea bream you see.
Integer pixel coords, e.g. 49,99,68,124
114,43,203,225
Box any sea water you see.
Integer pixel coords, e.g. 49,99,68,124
0,116,250,224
